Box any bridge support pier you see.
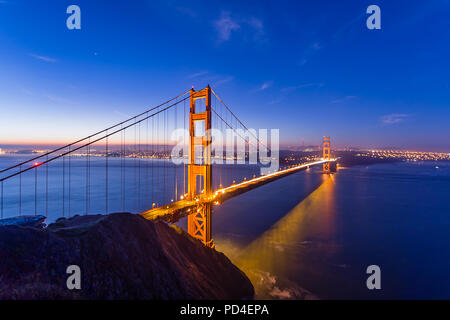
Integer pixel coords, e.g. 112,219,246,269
187,86,214,248
323,136,331,174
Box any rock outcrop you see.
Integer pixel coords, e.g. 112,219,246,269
0,213,254,300
0,215,46,228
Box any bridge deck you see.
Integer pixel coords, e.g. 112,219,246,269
140,159,334,223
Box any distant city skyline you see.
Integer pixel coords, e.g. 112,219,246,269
0,1,449,151
1,142,449,154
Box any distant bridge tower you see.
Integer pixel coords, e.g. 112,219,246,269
323,136,331,173
187,86,214,248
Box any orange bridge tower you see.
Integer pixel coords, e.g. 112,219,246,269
187,86,214,248
323,136,331,174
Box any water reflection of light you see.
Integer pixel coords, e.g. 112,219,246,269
215,175,337,300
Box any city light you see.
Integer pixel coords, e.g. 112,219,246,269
356,150,450,161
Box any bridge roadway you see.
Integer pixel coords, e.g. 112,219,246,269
140,159,335,223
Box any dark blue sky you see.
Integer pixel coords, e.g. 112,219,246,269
0,0,449,150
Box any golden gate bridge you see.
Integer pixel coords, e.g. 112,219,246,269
0,86,336,247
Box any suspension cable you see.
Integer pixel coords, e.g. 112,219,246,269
0,90,191,175
0,95,191,182
211,88,271,152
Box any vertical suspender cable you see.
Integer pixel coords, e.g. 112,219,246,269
123,128,126,212
19,165,22,216
46,155,48,219
86,143,88,214
138,122,141,211
106,130,108,214
151,116,154,207
134,121,137,213
87,138,90,215
34,165,37,216
183,97,186,196
1,181,3,218
175,101,178,201
120,125,124,212
156,112,159,207
164,109,167,205
146,112,149,209
68,146,71,217
62,153,65,217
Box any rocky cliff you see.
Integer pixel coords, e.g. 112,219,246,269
0,213,254,299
